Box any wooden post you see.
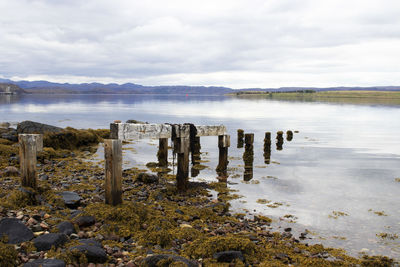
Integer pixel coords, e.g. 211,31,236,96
190,136,201,178
175,137,189,191
19,134,43,189
276,131,284,151
237,129,244,148
157,138,168,167
286,130,293,141
264,132,271,164
104,139,122,205
216,135,230,177
243,133,254,181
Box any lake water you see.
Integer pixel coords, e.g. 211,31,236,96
1,94,400,259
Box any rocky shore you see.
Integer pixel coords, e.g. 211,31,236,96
0,121,396,266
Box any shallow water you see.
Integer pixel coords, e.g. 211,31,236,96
1,94,400,259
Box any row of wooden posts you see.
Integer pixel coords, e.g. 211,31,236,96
17,124,293,206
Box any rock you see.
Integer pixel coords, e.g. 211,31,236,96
69,245,107,263
75,216,95,227
1,166,19,177
33,233,68,251
213,251,244,263
58,191,81,208
17,121,63,134
1,131,18,142
137,173,159,184
0,218,34,244
57,221,76,235
143,254,198,267
23,258,66,267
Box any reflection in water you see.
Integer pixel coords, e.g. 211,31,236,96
0,94,20,104
264,132,271,164
190,136,201,177
287,130,293,141
276,131,284,151
243,133,254,181
237,129,244,148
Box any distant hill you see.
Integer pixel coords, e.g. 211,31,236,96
0,78,399,95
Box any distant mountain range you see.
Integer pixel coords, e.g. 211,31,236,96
0,78,399,95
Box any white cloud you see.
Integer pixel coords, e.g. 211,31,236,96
0,0,399,87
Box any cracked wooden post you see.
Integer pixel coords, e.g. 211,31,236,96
104,139,122,205
276,131,284,151
216,134,230,178
157,138,168,167
19,134,43,189
175,137,189,191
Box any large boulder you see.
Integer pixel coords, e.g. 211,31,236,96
213,250,244,263
0,218,34,244
57,221,75,235
17,121,63,134
23,259,66,267
33,233,68,251
143,254,198,267
74,215,95,228
69,245,107,263
58,191,81,208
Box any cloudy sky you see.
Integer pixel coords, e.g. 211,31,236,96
0,0,399,88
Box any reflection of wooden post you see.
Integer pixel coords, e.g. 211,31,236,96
104,139,122,205
157,138,168,167
216,135,230,177
19,134,43,189
175,137,189,191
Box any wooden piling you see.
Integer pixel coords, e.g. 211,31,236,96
157,138,168,167
104,139,122,206
237,129,244,148
286,130,293,141
276,131,284,151
243,133,254,181
190,136,201,177
19,134,43,189
264,132,271,164
216,134,230,177
175,137,189,191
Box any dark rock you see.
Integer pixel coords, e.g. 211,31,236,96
77,239,102,247
17,121,63,134
75,216,95,227
58,191,81,208
33,233,68,251
69,245,107,263
175,209,184,215
137,173,159,184
69,210,83,219
39,174,49,181
1,133,18,142
213,251,244,263
57,221,75,235
0,218,34,244
284,227,292,232
143,254,198,267
23,258,66,267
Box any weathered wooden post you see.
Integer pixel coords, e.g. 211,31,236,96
237,129,244,148
264,132,271,164
286,130,293,141
157,138,168,167
104,139,122,205
175,137,189,191
19,134,43,189
190,136,201,177
216,134,230,178
243,133,254,181
276,131,284,151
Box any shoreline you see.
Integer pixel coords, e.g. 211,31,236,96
0,123,397,266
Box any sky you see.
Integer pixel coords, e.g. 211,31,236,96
0,0,399,88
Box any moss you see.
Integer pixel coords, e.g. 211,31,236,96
43,127,109,150
0,241,18,267
361,255,394,266
0,189,36,209
0,138,13,145
184,234,260,263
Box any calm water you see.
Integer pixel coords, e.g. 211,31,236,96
1,94,400,259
